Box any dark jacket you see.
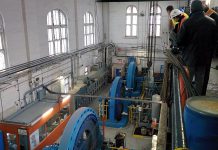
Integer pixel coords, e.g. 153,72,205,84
210,12,218,24
206,8,218,25
177,11,217,66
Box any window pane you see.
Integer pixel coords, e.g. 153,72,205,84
151,7,154,14
150,16,153,24
84,12,94,47
87,26,90,34
46,114,60,135
84,26,86,34
156,25,160,36
91,34,94,45
90,14,93,23
126,15,131,24
47,10,68,54
132,15,137,24
157,7,161,14
126,25,131,36
55,41,61,54
127,7,131,14
156,15,161,24
62,39,67,53
60,13,66,25
133,7,137,13
53,10,59,25
61,28,66,38
86,13,89,23
0,35,2,49
48,29,53,41
0,52,5,70
132,25,137,36
47,12,52,25
87,35,91,46
151,6,161,14
150,25,153,36
49,42,54,55
84,36,87,46
90,25,93,34
54,28,60,39
39,125,46,142
7,133,17,150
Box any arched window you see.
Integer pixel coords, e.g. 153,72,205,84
47,9,68,55
149,6,161,36
126,6,138,37
0,14,6,70
84,12,95,47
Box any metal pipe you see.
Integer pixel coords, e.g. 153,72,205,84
104,43,115,67
23,79,59,106
172,66,187,149
42,85,162,104
0,43,105,83
157,103,168,150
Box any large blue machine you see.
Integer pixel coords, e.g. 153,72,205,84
44,107,102,150
125,57,144,97
100,57,144,128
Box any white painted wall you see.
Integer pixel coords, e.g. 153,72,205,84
108,1,187,49
0,0,104,118
0,0,27,66
106,1,187,72
24,0,77,59
210,0,218,7
77,0,103,49
0,0,104,63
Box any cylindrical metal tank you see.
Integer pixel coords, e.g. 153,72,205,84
152,94,161,120
184,96,218,150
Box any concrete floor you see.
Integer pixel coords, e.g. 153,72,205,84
87,59,218,150
104,124,152,150
89,83,111,113
207,58,218,97
88,83,152,150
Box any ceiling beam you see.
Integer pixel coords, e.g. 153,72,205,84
96,0,186,2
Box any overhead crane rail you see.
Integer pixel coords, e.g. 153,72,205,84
0,43,105,83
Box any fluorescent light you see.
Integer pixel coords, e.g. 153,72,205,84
42,108,53,118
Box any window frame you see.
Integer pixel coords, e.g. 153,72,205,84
47,9,69,55
84,66,88,75
149,6,162,37
84,12,95,47
125,5,138,37
0,14,7,70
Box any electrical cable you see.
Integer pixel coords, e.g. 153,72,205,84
1,60,72,91
0,92,3,120
164,49,199,97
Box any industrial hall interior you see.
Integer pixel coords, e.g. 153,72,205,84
0,0,218,149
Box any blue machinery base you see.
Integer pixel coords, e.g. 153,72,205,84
99,77,130,128
100,59,144,128
44,107,102,150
